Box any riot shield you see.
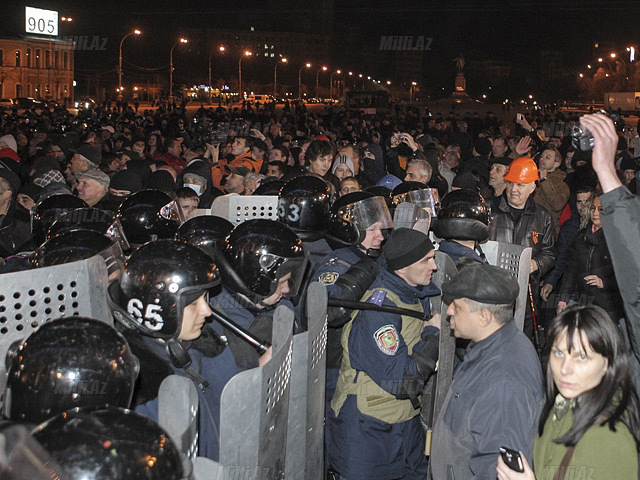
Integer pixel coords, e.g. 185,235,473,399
479,240,532,331
285,282,327,480
421,251,457,454
158,375,200,461
211,195,279,226
0,255,110,409
216,306,294,480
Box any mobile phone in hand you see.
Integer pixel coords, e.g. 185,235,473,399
516,114,524,122
499,446,524,473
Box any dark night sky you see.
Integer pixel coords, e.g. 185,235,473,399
6,0,640,98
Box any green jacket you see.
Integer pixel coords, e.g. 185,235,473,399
533,396,637,480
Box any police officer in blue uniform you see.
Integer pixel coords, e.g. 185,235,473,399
211,218,308,370
327,228,441,480
108,239,242,461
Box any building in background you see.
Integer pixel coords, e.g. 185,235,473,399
0,35,74,102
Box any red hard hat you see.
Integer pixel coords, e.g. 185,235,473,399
503,157,539,183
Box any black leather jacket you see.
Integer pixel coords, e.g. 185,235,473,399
488,194,556,278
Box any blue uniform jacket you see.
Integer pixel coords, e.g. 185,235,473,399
327,266,439,480
437,239,487,265
135,335,240,461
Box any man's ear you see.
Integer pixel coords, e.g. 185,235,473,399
478,308,493,328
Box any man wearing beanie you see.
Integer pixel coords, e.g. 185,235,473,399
429,264,543,480
328,228,440,480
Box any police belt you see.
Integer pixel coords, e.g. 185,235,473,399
328,297,432,321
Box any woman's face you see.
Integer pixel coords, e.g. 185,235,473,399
334,163,354,180
148,135,157,146
550,327,608,399
590,196,602,227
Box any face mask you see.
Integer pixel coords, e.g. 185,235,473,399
185,183,203,196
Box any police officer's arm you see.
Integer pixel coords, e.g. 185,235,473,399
348,309,438,401
468,379,540,479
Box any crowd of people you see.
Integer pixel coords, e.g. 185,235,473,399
0,97,639,479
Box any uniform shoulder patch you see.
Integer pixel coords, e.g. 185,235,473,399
318,271,339,285
374,325,399,356
367,289,387,306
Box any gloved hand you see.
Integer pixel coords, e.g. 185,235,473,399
412,333,439,380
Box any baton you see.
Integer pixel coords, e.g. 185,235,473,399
328,297,431,321
208,307,271,355
527,282,542,356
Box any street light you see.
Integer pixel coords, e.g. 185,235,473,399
298,62,311,99
316,65,327,98
274,57,287,97
330,69,341,99
169,37,188,102
208,46,225,102
410,81,417,102
238,50,252,99
118,29,141,94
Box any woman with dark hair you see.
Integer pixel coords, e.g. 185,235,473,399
556,196,624,321
497,304,639,479
146,133,164,161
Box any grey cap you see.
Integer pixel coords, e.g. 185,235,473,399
75,168,110,189
442,264,519,305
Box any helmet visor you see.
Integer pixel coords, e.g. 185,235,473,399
259,251,310,298
393,202,432,234
348,196,394,231
403,188,440,217
106,219,131,252
161,200,185,225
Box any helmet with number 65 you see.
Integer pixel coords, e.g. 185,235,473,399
107,239,220,339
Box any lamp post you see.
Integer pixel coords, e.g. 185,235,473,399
315,65,327,98
208,46,225,104
169,37,188,103
274,57,287,98
298,62,311,99
330,69,341,99
410,82,417,102
348,71,354,89
238,50,252,100
118,29,141,94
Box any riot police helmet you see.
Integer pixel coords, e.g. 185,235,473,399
33,406,184,480
217,219,308,304
108,239,220,340
277,175,331,240
431,189,491,242
4,317,139,424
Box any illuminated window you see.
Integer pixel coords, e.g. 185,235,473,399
35,49,41,68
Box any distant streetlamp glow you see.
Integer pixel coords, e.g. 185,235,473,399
169,38,188,102
298,62,312,98
274,57,288,97
238,50,252,98
119,29,142,93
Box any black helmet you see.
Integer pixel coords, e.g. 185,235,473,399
33,407,184,480
176,215,234,259
217,219,308,303
277,175,331,240
109,239,220,340
431,189,491,242
4,317,138,424
46,208,115,239
364,185,393,209
328,191,394,245
391,181,440,217
117,190,184,247
31,194,88,247
32,229,125,279
253,179,285,196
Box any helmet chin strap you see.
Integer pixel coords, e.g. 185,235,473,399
363,247,381,258
165,338,209,392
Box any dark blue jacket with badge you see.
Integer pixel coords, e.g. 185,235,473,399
327,266,439,480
